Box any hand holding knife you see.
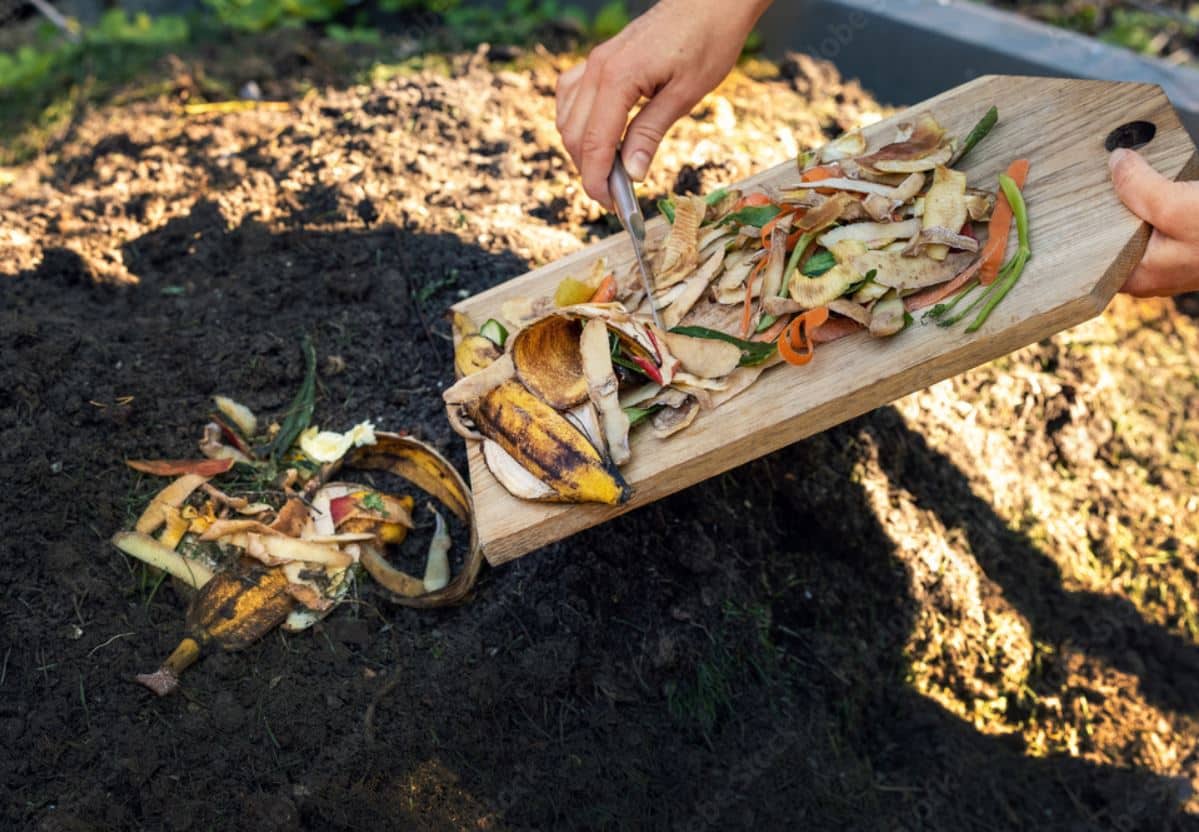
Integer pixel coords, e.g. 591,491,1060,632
607,153,664,330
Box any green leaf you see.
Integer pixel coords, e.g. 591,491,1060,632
668,326,777,367
269,335,317,462
703,188,730,206
800,249,836,277
719,204,780,229
624,404,662,428
755,314,776,334
657,198,676,224
956,105,998,165
612,354,648,376
479,318,508,347
844,268,877,296
361,492,386,514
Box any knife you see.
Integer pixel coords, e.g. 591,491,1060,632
608,153,663,329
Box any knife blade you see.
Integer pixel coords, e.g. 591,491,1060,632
607,154,663,330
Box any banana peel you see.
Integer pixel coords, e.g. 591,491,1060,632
348,432,484,608
510,316,589,410
455,334,501,378
467,380,628,505
136,558,295,696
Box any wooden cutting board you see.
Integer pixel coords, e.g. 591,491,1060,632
452,75,1198,566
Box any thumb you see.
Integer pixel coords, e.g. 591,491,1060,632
1109,148,1185,236
620,86,693,181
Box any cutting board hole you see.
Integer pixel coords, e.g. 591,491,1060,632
1105,121,1157,151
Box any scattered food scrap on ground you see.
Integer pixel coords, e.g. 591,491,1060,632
112,338,480,694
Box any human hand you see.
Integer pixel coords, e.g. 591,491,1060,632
556,0,772,207
1109,147,1199,298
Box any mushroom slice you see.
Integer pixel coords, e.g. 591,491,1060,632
871,143,954,173
662,331,742,379
855,113,946,172
510,316,589,410
580,319,631,466
651,397,700,439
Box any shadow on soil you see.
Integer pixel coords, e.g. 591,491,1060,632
2,196,1196,830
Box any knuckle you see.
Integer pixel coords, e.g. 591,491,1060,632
589,42,615,64
629,121,666,146
579,130,611,160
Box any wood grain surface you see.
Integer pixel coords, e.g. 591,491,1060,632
452,75,1199,566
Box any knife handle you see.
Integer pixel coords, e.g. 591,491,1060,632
608,154,646,242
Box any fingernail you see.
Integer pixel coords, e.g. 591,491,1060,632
1108,147,1130,171
625,150,651,181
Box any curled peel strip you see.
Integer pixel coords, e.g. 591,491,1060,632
347,432,483,608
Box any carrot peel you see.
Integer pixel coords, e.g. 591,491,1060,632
777,307,830,366
740,259,767,338
589,274,617,304
127,458,236,477
979,159,1030,285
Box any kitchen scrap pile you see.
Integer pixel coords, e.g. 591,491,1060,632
112,338,481,695
445,108,1032,506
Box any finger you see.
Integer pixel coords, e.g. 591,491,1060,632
1120,229,1199,298
620,83,693,181
1109,148,1195,238
555,61,586,132
578,76,643,207
559,60,604,172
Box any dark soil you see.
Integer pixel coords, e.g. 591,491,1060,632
3,41,1199,831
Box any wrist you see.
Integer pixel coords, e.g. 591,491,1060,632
655,0,772,35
